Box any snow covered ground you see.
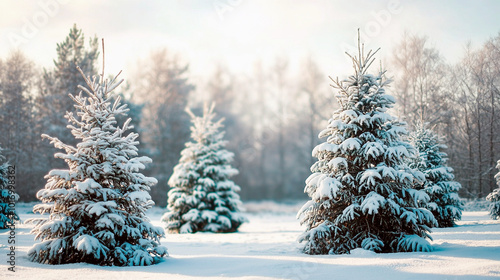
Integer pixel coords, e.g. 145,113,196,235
1,202,500,280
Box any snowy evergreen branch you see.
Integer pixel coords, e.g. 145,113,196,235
0,147,19,229
487,160,500,219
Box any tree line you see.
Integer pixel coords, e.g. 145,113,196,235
390,33,500,199
0,25,499,205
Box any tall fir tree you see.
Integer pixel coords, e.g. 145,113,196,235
408,123,463,227
27,59,167,266
39,24,99,146
297,37,437,255
0,147,19,229
486,160,500,220
162,104,246,233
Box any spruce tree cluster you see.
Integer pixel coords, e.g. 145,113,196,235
408,123,463,227
162,104,246,233
297,41,437,255
487,160,500,220
27,65,167,266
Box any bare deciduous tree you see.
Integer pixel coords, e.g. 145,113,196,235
390,33,450,131
134,48,195,206
0,51,39,200
452,36,500,197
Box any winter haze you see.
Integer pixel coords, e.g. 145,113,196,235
1,1,500,279
1,0,500,79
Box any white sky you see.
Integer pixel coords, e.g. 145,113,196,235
1,0,499,81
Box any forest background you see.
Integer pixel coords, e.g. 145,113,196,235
1,0,499,206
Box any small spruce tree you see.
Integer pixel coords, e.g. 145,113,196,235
408,123,463,227
0,148,19,229
297,37,437,255
162,104,246,233
27,61,167,265
487,160,500,220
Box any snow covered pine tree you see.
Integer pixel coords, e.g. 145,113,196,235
27,63,167,265
487,160,500,220
162,104,246,233
297,37,437,255
0,147,19,229
409,123,463,227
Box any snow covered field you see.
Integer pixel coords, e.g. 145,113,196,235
1,203,500,280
